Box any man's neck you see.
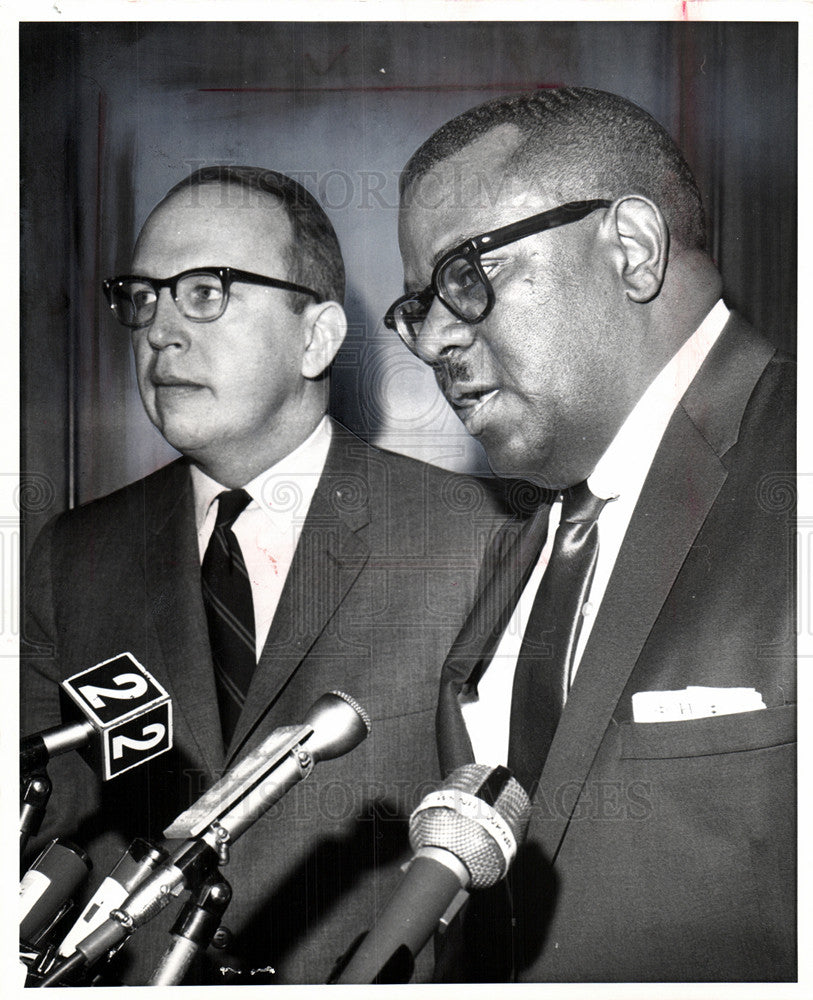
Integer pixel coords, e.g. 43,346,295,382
588,298,728,500
190,416,333,533
189,412,328,488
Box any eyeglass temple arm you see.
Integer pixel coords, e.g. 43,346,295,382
225,268,322,302
469,199,612,254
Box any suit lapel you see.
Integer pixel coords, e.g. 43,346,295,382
437,504,550,776
224,425,371,764
532,314,776,860
143,460,226,778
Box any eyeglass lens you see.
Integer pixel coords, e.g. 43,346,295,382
109,280,156,327
394,254,488,346
393,299,429,343
436,255,489,321
110,272,226,327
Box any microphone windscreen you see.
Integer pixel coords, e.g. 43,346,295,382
302,690,371,761
409,763,531,889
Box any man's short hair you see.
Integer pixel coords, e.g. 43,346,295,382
401,87,707,252
165,165,345,310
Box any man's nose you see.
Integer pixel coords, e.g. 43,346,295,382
144,289,190,350
414,297,476,364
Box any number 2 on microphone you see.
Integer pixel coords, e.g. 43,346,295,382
78,672,149,708
111,723,166,760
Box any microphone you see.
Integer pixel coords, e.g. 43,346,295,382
334,763,532,984
57,839,168,958
148,873,232,986
20,839,92,946
20,772,53,855
163,689,371,844
21,652,173,781
46,691,371,982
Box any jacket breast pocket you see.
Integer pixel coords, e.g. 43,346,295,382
617,703,796,759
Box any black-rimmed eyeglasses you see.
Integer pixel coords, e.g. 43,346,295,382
384,199,611,356
103,266,322,329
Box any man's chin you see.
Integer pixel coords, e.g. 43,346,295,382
482,439,556,489
153,420,213,460
480,438,539,482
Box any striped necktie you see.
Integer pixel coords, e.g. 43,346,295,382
201,488,256,746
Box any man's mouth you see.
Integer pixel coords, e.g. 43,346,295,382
450,386,500,423
151,375,204,389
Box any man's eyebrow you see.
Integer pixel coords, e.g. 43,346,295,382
430,223,504,271
430,232,471,269
402,227,487,294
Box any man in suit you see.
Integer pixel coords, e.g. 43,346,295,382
21,165,503,984
387,88,795,981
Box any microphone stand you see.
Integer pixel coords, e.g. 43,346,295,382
37,837,222,988
39,692,371,986
20,771,52,858
149,872,232,985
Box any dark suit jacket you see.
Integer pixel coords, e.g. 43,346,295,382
435,315,796,982
21,421,505,985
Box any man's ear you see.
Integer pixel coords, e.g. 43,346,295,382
300,301,347,379
605,196,669,303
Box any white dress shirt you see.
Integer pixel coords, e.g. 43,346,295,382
462,300,731,764
191,416,333,660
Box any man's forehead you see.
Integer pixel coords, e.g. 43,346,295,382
133,181,291,269
412,125,521,193
398,125,555,280
161,178,286,213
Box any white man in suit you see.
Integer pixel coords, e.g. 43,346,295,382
21,165,505,984
387,88,795,982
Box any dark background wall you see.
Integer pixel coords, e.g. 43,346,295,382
20,21,797,550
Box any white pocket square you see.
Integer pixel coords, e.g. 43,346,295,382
632,686,766,723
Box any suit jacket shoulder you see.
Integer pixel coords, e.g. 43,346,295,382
321,420,506,541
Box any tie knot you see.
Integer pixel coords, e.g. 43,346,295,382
560,480,607,524
214,489,252,529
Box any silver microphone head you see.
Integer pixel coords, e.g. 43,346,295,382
302,690,371,762
408,764,532,889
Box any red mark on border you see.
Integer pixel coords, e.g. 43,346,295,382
198,82,566,95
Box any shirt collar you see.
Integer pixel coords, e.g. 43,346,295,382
588,300,730,501
190,415,333,530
